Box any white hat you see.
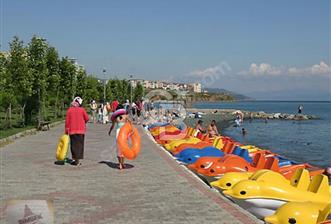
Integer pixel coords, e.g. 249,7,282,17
74,96,83,105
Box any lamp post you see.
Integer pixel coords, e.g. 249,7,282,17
103,68,106,103
129,75,133,103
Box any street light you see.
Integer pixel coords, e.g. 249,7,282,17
103,68,106,103
129,75,133,103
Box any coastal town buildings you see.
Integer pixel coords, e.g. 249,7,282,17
193,83,202,93
129,79,202,93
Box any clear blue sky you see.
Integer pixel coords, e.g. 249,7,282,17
1,0,330,100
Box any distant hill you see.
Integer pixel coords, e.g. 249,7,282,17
204,88,252,100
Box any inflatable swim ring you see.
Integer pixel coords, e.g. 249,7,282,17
111,109,127,121
56,134,69,161
117,122,141,160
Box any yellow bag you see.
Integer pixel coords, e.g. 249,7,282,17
56,134,69,161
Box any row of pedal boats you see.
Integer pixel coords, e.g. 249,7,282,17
147,122,331,224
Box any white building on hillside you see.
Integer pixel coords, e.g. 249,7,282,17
193,83,202,93
128,78,201,93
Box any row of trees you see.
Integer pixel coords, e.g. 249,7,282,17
0,35,144,129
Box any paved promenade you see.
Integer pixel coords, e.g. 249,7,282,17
0,123,260,224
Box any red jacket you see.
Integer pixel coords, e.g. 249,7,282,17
65,106,89,135
111,100,119,112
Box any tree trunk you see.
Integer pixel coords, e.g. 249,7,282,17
21,103,26,127
38,88,41,127
55,90,59,118
8,103,12,128
62,101,65,118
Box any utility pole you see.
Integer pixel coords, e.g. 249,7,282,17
103,68,106,103
129,75,133,103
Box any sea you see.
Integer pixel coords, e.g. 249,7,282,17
193,101,331,168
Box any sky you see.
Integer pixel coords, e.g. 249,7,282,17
1,0,330,100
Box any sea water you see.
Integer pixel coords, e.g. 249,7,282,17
193,101,331,168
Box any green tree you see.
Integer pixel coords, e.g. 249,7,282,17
45,46,60,117
27,36,49,125
120,79,130,103
84,75,100,104
75,68,87,100
0,53,7,91
105,79,130,103
133,82,144,102
59,57,77,112
0,52,17,128
6,36,33,126
105,79,115,102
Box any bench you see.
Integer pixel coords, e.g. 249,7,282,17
38,121,50,131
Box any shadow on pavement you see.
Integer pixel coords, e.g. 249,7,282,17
54,161,65,165
99,161,134,169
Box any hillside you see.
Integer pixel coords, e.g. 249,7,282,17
204,88,252,100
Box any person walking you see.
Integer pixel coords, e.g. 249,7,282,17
98,103,103,123
90,100,97,124
131,102,137,122
65,97,89,166
103,103,109,124
124,99,130,112
111,99,119,112
108,106,129,170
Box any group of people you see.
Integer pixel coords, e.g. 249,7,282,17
194,119,220,138
89,100,119,124
65,96,147,169
89,99,147,125
67,97,307,168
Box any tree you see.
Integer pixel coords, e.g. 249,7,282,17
84,75,100,104
133,82,144,102
104,79,131,104
27,36,49,125
45,47,60,117
120,79,130,103
0,52,17,128
58,57,77,112
105,79,116,102
75,68,87,101
6,36,33,126
0,52,8,98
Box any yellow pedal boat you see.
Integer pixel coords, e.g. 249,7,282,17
211,168,311,192
265,202,331,224
223,171,331,219
163,137,201,151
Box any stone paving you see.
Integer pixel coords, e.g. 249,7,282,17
0,123,261,224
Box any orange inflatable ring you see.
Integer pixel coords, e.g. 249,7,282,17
117,122,141,160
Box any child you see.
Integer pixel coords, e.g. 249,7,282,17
98,104,103,123
108,107,129,170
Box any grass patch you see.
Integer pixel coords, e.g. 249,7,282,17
0,125,36,139
0,117,64,139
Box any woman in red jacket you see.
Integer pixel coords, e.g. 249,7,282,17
65,97,89,166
